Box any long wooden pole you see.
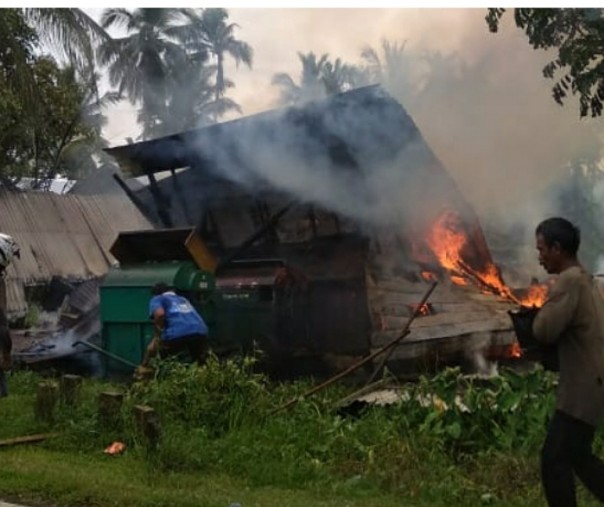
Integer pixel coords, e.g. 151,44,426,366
270,281,438,415
0,433,60,447
364,281,438,385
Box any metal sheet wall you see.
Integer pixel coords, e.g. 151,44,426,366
0,190,152,317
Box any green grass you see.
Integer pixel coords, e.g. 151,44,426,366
0,359,603,507
0,448,417,507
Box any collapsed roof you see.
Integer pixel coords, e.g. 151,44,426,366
105,84,493,272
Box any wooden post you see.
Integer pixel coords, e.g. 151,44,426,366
98,391,124,428
60,374,82,407
34,381,59,423
133,405,161,448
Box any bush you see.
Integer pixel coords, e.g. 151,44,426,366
126,353,272,436
7,358,585,505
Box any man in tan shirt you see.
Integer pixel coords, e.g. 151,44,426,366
533,217,604,506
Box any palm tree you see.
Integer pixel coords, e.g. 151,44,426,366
97,8,195,140
24,9,110,73
321,57,363,95
360,39,413,97
272,52,329,106
163,57,242,134
0,9,110,127
192,8,253,108
272,52,361,106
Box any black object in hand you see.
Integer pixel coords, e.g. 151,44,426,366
508,306,559,372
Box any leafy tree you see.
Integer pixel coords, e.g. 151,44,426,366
486,8,604,117
20,60,109,187
56,73,121,179
0,9,113,189
0,10,38,187
0,13,109,187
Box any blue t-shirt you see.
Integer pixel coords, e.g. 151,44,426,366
149,291,208,341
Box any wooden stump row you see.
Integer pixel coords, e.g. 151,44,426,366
33,376,162,448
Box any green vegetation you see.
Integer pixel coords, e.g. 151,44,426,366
486,8,604,118
2,358,604,506
0,7,251,187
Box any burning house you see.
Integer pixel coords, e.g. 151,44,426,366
101,84,542,373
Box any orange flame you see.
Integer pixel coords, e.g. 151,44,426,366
424,211,514,299
508,341,522,358
422,210,548,307
425,211,466,272
450,275,467,286
520,283,549,307
410,303,433,316
421,271,438,282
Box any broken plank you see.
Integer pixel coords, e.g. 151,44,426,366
372,317,512,346
383,310,509,331
384,330,516,361
373,279,435,293
370,289,483,305
378,301,514,317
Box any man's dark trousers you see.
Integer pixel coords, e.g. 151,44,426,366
542,410,604,506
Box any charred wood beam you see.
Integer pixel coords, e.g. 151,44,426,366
197,208,225,254
146,170,173,228
207,210,224,251
456,259,520,305
308,205,317,238
261,200,279,243
170,168,193,224
332,212,341,235
215,201,295,274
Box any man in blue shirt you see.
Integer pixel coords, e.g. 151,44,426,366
140,282,209,368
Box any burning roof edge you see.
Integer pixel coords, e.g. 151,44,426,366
105,84,396,175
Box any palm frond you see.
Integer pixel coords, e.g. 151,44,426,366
25,8,110,72
100,8,133,30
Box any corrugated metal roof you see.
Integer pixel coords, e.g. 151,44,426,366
0,190,152,317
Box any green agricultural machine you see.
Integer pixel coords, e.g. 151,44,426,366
97,227,336,375
99,228,216,371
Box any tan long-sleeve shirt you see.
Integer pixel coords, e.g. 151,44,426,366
533,266,604,426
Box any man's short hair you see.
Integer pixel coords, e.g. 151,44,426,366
151,282,172,296
535,217,581,256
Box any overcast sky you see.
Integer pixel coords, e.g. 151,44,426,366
88,9,602,221
93,8,550,145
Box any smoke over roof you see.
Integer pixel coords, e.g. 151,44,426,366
107,85,479,238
